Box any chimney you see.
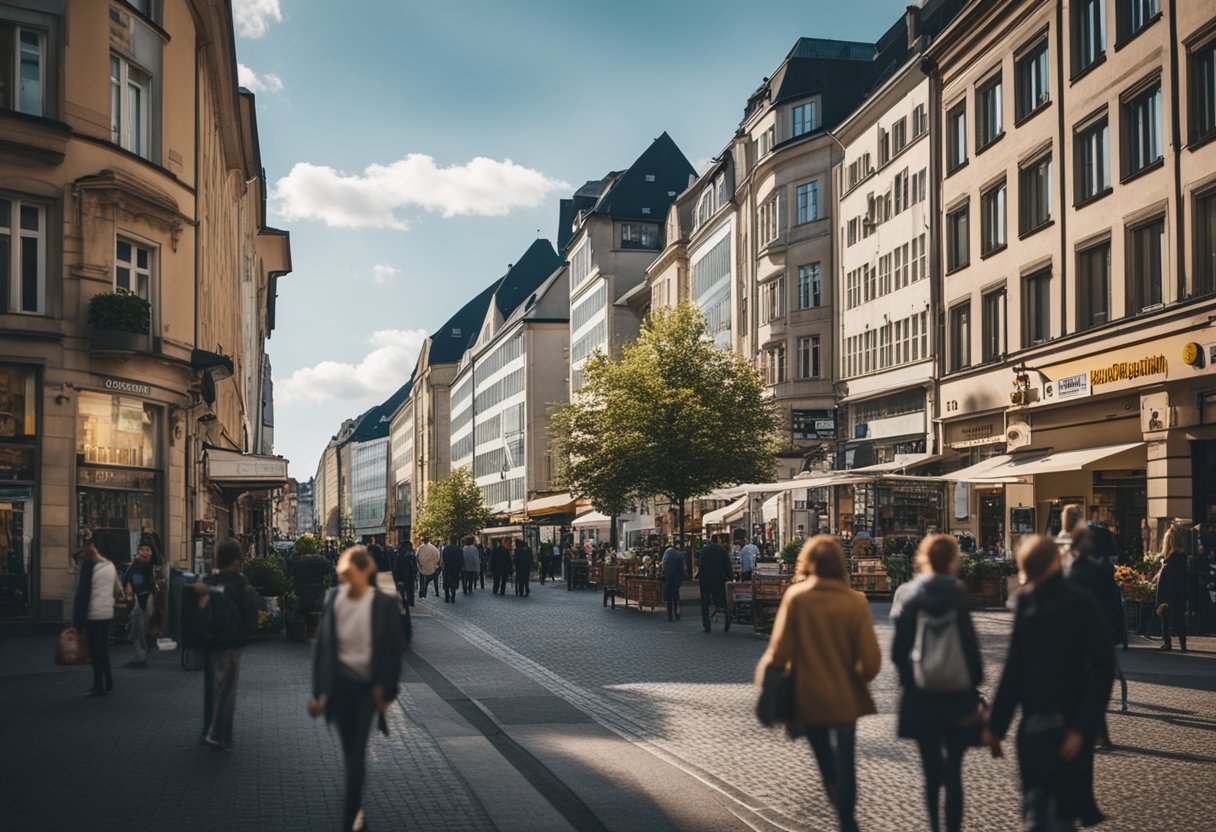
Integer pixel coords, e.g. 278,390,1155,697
906,4,923,50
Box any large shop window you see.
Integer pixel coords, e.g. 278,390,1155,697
75,391,161,566
0,365,36,618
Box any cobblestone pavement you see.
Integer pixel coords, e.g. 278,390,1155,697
0,635,494,832
416,580,1216,832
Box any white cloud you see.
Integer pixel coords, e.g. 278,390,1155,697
371,263,399,283
233,0,282,38
237,63,285,95
276,329,426,405
272,154,570,230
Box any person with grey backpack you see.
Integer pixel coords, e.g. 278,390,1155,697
891,535,984,832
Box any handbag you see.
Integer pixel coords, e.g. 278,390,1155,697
756,663,795,730
55,627,92,666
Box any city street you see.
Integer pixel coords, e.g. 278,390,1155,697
3,581,1213,831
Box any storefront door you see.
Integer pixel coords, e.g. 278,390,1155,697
979,493,1004,555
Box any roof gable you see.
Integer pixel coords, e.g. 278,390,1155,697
591,132,695,224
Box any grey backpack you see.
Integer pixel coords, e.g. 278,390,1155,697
911,608,971,693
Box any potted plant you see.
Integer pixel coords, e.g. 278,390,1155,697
88,289,151,351
780,539,803,567
283,589,306,642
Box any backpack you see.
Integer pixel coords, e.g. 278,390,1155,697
911,608,971,693
182,584,243,648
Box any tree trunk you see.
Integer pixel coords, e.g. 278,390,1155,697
609,513,619,551
677,498,685,551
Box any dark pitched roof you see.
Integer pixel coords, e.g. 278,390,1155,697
350,378,414,443
588,133,695,224
427,281,498,365
345,406,380,443
492,239,563,318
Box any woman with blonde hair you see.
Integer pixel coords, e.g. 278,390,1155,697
755,536,881,832
1154,525,1188,652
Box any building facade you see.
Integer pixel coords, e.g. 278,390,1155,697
386,382,414,545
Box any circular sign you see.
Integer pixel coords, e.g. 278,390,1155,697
1182,342,1202,366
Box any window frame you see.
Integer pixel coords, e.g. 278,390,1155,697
1121,76,1164,181
946,101,967,174
1015,37,1051,124
619,221,659,251
1197,188,1216,297
1023,268,1053,346
976,72,1004,151
1071,0,1107,78
981,287,1006,364
797,335,821,379
948,302,972,373
1018,150,1053,236
795,180,819,225
0,195,47,315
1074,113,1111,205
946,201,970,273
980,179,1007,257
797,262,821,310
791,100,818,138
1126,214,1164,314
1188,33,1216,146
115,236,155,301
0,9,59,120
1115,0,1160,48
110,52,152,159
1076,239,1111,331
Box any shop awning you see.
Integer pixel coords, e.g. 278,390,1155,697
761,494,780,522
205,448,288,490
527,492,578,516
940,455,1017,483
969,442,1144,480
481,525,522,536
572,511,612,529
702,496,747,527
851,453,944,474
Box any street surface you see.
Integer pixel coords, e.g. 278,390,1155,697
2,579,1213,831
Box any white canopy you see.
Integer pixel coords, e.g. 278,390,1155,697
940,455,1018,483
967,442,1144,480
572,511,612,529
761,494,780,522
702,496,747,527
850,453,944,474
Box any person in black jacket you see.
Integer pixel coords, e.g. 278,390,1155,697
985,536,1115,831
1069,524,1129,728
440,537,464,603
391,541,417,607
892,535,983,832
513,539,533,596
1154,526,1188,652
308,545,405,832
698,534,732,633
490,540,512,595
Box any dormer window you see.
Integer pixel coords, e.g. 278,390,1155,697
621,222,659,250
696,188,717,228
792,100,819,137
640,207,650,215
451,328,462,338
644,174,656,182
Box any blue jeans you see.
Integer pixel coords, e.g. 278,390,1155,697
807,723,859,832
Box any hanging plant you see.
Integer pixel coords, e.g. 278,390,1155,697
88,289,150,334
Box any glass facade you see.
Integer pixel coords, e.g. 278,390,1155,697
0,365,36,617
351,438,388,534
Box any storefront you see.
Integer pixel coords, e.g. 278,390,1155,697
0,365,38,618
837,477,945,540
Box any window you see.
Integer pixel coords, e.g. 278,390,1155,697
847,218,858,246
1193,37,1216,143
947,103,967,172
795,181,819,224
798,336,821,379
1019,152,1052,234
911,168,927,204
981,180,1006,256
912,104,927,137
1072,0,1106,75
0,197,45,314
949,303,971,372
1016,39,1050,121
620,222,659,250
1123,81,1162,177
1127,217,1164,313
760,276,785,323
763,344,787,385
1077,242,1111,330
1023,269,1052,345
982,289,1006,363
1117,0,1159,43
879,128,890,165
111,54,152,159
0,22,44,116
792,101,817,137
1075,116,1110,202
758,197,781,246
977,75,1003,149
759,125,775,156
797,263,821,309
115,238,153,299
892,117,907,153
1199,189,1216,295
569,240,592,288
571,282,605,332
894,169,909,214
946,203,970,272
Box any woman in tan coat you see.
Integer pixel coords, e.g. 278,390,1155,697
755,536,882,832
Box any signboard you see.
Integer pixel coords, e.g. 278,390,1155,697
102,377,153,397
1043,372,1089,402
1010,507,1036,535
947,419,1004,449
792,409,836,441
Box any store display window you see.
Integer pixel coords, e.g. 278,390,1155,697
0,365,37,618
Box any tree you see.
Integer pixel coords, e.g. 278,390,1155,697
550,303,779,547
414,466,492,544
293,533,321,555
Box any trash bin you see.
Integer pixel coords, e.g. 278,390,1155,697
168,567,197,643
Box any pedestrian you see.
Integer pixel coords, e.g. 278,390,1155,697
1055,504,1083,565
416,536,440,599
538,541,551,585
369,543,390,574
191,538,261,751
699,533,733,633
891,535,984,832
441,537,464,603
513,539,533,596
739,537,759,583
122,542,157,667
461,536,480,595
754,536,882,832
661,543,685,621
1068,524,1129,730
391,540,417,607
1154,526,1188,652
984,535,1114,831
490,539,512,595
478,542,488,589
72,542,119,696
308,545,405,832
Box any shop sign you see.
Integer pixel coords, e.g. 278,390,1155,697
1043,373,1089,402
793,409,836,441
102,376,153,397
948,420,1004,448
1087,355,1167,387
77,466,156,491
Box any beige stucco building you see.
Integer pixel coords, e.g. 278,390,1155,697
0,0,290,621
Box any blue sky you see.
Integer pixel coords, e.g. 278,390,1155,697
233,0,907,478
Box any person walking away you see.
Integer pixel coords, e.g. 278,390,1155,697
72,543,119,695
739,538,758,583
478,542,488,589
514,539,533,596
1068,524,1129,735
369,544,390,574
392,541,417,607
1155,526,1188,652
699,534,733,633
440,537,464,603
661,544,685,621
416,537,440,599
309,546,405,832
490,540,512,595
1055,504,1083,566
123,542,156,667
755,536,882,832
984,536,1114,831
891,535,984,832
461,536,480,595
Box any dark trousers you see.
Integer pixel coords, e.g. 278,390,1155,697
1161,602,1187,649
538,557,550,584
202,646,213,736
493,573,509,595
331,673,375,832
665,578,682,620
917,735,967,832
479,565,486,589
443,574,459,602
807,723,859,832
207,647,242,744
700,583,729,631
515,573,530,596
462,570,477,594
419,572,438,598
398,576,415,606
85,619,113,691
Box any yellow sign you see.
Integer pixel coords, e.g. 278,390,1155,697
1182,342,1202,367
1089,355,1167,387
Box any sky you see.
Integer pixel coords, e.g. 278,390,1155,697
233,0,908,478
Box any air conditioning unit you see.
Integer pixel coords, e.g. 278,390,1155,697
1005,421,1032,450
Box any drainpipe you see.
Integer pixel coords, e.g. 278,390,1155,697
1166,5,1185,300
1055,0,1068,335
922,55,944,422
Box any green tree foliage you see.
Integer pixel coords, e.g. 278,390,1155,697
293,533,321,555
414,466,492,544
551,304,779,542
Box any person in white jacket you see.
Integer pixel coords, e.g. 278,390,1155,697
72,543,118,695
